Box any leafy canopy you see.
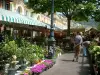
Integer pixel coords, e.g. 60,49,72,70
27,0,97,21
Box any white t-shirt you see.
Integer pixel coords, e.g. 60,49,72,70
75,35,83,45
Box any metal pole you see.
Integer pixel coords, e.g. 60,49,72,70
50,0,55,39
48,0,55,59
51,0,54,28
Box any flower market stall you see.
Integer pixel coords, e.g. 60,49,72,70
20,59,55,75
0,35,63,75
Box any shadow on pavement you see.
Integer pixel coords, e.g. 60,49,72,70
61,59,73,62
78,66,91,75
78,55,91,75
66,51,75,53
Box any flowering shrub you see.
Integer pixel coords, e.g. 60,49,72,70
44,60,53,65
30,60,54,74
31,64,46,73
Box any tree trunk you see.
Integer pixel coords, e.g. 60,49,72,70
67,17,71,36
62,16,71,51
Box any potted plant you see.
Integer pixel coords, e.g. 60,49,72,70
17,47,28,70
0,42,10,71
31,63,46,75
17,39,33,70
2,40,19,75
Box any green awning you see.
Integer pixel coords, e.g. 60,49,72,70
0,8,46,27
0,8,64,30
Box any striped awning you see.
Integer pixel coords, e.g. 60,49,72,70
0,8,46,27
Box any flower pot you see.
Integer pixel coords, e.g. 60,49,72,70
8,68,16,75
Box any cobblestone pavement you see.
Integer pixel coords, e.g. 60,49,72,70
40,52,91,75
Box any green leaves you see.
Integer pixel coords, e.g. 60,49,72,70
97,24,100,31
2,40,18,55
27,0,50,13
72,2,96,21
0,37,46,65
93,10,100,22
27,0,97,21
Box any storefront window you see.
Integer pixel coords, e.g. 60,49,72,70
0,0,2,8
6,3,10,10
1,0,10,10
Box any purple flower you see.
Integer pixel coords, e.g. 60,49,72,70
30,60,54,73
44,60,53,65
31,64,46,73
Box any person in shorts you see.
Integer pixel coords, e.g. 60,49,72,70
73,32,83,62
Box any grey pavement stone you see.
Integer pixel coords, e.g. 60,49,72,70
40,53,91,75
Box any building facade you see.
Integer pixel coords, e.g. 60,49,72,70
0,0,67,41
0,0,10,10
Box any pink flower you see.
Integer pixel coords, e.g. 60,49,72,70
30,60,54,73
31,64,46,73
24,73,28,75
44,60,53,64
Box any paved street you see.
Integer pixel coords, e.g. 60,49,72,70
40,52,91,75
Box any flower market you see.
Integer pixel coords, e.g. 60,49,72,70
0,0,100,75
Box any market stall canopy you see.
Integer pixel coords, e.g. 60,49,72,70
0,8,47,27
63,28,85,32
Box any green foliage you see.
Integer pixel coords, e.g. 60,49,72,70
89,41,98,53
92,46,100,54
92,46,100,67
93,10,100,22
27,0,97,35
26,44,45,64
15,38,45,64
97,24,100,31
73,2,96,21
0,37,46,66
54,46,63,58
55,46,63,53
27,0,96,21
2,40,18,56
0,42,10,61
89,43,100,65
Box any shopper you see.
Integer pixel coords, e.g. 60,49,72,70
82,41,90,56
73,32,83,62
